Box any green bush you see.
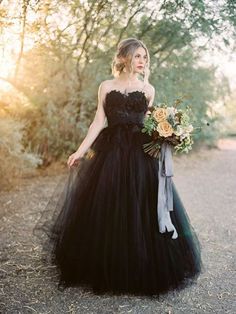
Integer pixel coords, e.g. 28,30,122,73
0,116,42,189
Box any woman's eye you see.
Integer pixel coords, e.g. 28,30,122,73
135,54,147,59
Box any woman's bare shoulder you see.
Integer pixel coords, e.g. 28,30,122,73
99,79,116,91
144,83,155,103
98,80,116,103
145,82,155,94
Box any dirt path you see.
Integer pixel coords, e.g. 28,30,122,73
0,142,235,314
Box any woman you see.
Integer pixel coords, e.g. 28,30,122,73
34,38,203,296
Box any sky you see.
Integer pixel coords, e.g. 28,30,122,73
202,50,236,91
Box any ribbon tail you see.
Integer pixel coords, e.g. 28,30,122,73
157,142,178,239
158,211,178,239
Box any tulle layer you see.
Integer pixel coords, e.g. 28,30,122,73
33,124,203,296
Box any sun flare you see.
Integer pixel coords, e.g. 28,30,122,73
0,56,15,77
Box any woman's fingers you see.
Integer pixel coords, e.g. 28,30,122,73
68,160,74,168
67,156,71,166
68,155,78,168
67,153,83,168
67,154,74,167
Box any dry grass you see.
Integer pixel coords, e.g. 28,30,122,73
0,143,235,313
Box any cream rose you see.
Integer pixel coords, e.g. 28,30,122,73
153,108,167,123
156,121,174,137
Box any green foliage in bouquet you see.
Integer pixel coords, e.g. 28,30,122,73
141,97,200,158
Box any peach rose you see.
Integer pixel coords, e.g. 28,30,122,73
153,108,167,123
156,121,174,137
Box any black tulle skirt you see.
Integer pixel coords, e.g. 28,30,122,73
33,123,203,296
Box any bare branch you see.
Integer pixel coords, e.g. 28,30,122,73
14,0,30,79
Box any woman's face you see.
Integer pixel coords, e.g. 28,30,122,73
131,46,148,74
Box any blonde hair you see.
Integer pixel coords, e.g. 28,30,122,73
111,38,150,84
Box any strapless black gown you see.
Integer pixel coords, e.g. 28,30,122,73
34,90,203,296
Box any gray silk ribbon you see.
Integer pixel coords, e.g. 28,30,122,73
157,142,178,239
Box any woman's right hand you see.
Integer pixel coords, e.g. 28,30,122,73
67,151,85,168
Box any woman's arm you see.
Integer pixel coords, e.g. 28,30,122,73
67,81,107,168
145,84,155,117
76,82,107,155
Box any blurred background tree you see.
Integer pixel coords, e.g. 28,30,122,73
0,0,235,187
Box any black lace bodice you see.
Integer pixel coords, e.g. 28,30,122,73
104,90,148,127
90,89,150,152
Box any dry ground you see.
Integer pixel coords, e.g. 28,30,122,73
0,141,235,314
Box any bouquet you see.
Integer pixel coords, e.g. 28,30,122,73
142,99,196,158
141,98,206,239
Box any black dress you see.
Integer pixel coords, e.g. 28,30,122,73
34,89,203,296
